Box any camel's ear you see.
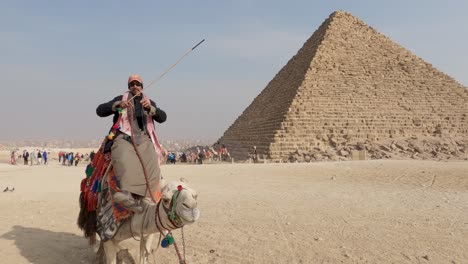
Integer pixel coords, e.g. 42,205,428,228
180,177,189,183
162,196,171,204
161,187,173,202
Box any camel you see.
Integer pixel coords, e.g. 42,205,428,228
96,178,200,264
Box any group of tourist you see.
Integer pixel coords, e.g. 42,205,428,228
10,149,48,166
9,144,231,167
9,149,96,166
58,151,90,166
164,144,231,165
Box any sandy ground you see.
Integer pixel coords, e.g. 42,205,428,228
0,155,467,264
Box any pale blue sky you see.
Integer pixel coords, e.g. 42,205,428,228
1,1,467,142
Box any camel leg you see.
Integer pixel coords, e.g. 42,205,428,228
137,234,154,264
103,240,118,264
95,241,106,264
144,234,155,263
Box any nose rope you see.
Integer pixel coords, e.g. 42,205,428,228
154,187,187,263
169,185,184,222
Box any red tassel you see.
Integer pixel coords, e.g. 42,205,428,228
80,178,87,192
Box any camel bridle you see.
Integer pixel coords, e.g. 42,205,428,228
154,185,188,263
156,185,186,231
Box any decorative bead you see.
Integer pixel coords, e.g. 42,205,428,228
161,238,169,248
167,235,174,245
177,185,183,191
86,165,94,177
92,180,99,193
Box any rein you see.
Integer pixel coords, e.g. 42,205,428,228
127,103,158,204
168,185,185,227
154,187,187,263
110,105,187,263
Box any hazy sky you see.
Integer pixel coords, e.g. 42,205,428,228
1,1,467,142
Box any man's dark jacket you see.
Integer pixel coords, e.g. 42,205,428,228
96,94,167,131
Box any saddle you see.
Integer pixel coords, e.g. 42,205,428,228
78,139,134,243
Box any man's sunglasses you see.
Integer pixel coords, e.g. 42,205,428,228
129,82,142,87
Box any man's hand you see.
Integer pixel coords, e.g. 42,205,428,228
141,98,151,110
119,101,131,109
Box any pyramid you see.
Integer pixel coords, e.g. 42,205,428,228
218,11,468,161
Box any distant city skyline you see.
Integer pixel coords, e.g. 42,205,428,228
0,138,214,151
1,1,467,141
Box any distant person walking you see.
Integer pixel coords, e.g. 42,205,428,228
30,149,36,166
89,151,95,162
42,151,48,165
169,152,176,164
251,146,258,163
58,151,63,163
37,151,42,164
68,152,74,166
10,150,16,165
23,150,29,165
74,153,81,166
197,148,205,164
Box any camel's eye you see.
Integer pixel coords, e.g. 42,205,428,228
183,203,190,209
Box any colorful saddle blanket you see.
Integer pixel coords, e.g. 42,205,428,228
78,139,132,242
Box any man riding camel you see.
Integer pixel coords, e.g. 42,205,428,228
96,74,166,212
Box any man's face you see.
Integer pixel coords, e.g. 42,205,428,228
128,81,143,95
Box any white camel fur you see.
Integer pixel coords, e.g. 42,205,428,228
101,178,200,264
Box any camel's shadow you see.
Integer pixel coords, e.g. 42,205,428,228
0,225,95,264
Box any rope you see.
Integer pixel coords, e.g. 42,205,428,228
126,102,158,204
172,236,186,264
182,228,186,260
115,97,188,263
154,194,187,264
127,102,163,264
139,204,150,263
168,190,186,263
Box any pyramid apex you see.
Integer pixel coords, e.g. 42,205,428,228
324,10,369,32
329,10,354,18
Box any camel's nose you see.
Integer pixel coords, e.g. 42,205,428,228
192,208,201,221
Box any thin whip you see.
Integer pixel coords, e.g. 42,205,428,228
128,39,205,102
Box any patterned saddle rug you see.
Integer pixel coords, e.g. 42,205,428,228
77,139,133,243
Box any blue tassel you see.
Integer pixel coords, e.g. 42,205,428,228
92,180,99,193
161,238,170,248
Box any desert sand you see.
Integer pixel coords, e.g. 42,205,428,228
0,153,467,263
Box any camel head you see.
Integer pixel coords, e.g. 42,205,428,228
160,178,200,225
